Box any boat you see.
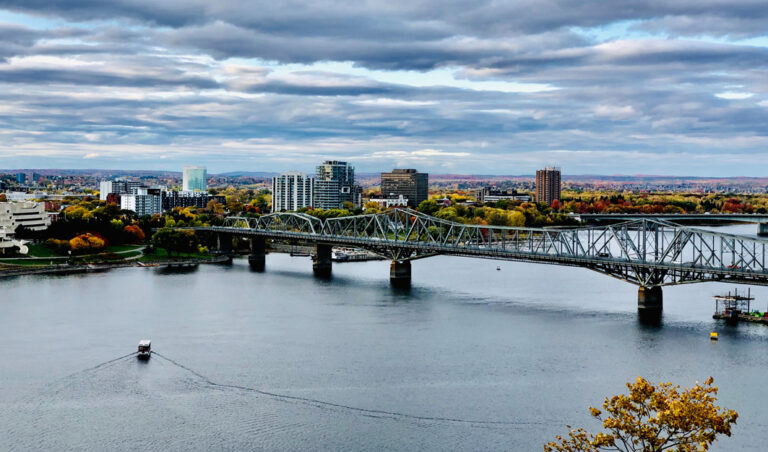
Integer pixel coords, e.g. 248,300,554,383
712,288,768,325
137,339,151,360
331,250,349,262
331,247,384,262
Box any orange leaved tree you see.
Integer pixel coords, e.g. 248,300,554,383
544,376,737,452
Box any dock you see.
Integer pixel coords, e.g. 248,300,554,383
712,288,768,325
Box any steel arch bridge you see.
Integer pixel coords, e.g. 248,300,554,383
203,208,768,291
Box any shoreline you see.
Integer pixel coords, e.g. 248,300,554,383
0,255,231,278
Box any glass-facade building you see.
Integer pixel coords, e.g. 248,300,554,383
183,166,207,192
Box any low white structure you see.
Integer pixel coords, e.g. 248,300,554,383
367,194,409,209
0,201,47,255
0,227,27,254
0,201,51,232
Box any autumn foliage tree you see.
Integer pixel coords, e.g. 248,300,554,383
545,376,738,452
123,224,146,243
68,233,106,254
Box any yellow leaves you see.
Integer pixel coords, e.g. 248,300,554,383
546,376,738,452
69,233,106,253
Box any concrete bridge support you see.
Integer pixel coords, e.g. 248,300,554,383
390,260,412,287
313,244,332,277
638,286,663,313
248,237,266,271
216,233,232,254
759,222,768,237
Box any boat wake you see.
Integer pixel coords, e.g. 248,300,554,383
150,351,545,427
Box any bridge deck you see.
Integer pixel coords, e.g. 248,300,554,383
196,209,768,288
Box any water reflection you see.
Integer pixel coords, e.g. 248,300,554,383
3,238,768,450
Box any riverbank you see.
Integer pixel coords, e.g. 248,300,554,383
0,255,231,278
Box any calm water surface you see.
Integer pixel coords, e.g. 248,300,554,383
1,223,767,450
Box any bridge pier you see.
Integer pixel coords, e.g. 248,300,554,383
216,233,232,254
313,244,332,277
248,237,266,271
759,222,768,237
638,286,663,313
390,260,411,288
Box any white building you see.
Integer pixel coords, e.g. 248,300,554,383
272,171,314,211
0,228,27,254
367,194,409,209
120,190,162,216
99,181,113,201
183,166,207,192
0,201,51,232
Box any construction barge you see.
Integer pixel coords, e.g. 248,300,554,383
713,288,768,325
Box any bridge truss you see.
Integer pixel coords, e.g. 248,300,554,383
214,208,768,287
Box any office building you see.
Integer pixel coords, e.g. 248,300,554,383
272,171,314,211
183,166,207,192
536,167,561,206
380,169,428,208
476,186,532,203
313,161,361,209
32,173,41,183
15,173,26,184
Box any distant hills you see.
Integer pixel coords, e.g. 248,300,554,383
3,169,767,189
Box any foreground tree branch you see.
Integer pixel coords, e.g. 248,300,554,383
544,377,738,452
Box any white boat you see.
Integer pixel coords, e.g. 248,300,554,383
137,339,151,360
332,250,349,261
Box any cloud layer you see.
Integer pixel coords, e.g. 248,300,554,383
0,1,767,175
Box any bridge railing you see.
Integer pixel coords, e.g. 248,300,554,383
218,210,768,277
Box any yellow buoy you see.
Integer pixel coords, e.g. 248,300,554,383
710,332,718,341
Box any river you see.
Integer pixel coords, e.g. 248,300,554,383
1,223,767,450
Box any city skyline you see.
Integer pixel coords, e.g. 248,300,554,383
0,3,767,175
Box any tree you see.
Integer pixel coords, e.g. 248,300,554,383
151,228,198,257
545,376,737,452
69,233,106,254
417,199,440,215
124,224,146,243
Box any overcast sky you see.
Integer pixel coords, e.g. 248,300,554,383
0,1,766,175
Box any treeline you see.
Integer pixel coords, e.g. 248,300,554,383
559,192,768,214
20,198,227,255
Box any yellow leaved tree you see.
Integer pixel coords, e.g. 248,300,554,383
545,376,737,452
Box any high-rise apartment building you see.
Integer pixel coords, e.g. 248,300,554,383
120,188,162,216
313,161,361,209
380,169,428,208
272,171,314,212
99,179,143,201
183,166,207,192
536,167,561,206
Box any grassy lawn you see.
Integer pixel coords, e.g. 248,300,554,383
25,244,62,258
0,259,53,267
106,245,143,253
